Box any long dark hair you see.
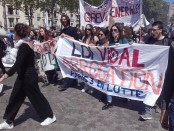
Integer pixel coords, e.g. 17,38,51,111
38,27,50,42
109,24,121,43
82,24,95,44
60,14,70,26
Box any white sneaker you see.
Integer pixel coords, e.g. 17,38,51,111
0,121,14,130
81,89,85,93
0,84,3,93
40,115,56,126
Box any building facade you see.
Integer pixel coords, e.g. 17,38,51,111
0,3,80,31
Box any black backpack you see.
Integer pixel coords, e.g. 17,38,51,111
163,37,172,46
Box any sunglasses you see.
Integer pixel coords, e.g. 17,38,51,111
85,28,91,31
112,29,118,32
99,33,104,36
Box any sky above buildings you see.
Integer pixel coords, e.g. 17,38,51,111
164,0,174,3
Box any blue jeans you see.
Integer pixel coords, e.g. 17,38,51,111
63,77,76,86
169,99,174,131
144,104,153,115
107,95,112,103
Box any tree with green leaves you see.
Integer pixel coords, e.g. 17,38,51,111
169,14,174,23
142,0,169,25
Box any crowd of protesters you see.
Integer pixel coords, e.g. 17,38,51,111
0,14,174,130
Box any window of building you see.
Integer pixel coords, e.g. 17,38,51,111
16,18,19,23
15,9,19,15
54,21,57,25
25,6,28,16
9,18,14,27
48,20,51,26
54,10,57,18
48,9,51,17
8,6,13,15
71,23,73,26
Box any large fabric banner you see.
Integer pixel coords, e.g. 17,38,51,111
79,0,112,27
111,0,141,25
79,0,141,27
56,37,169,106
2,38,59,70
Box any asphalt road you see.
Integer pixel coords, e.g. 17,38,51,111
0,72,166,131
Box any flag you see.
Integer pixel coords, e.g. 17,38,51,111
44,12,49,30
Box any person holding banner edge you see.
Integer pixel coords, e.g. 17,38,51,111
81,24,98,93
59,14,79,91
0,23,56,129
38,27,58,87
96,27,114,110
140,21,172,121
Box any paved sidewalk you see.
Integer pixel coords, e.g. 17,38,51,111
0,73,166,131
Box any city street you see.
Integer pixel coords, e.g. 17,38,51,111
0,72,166,131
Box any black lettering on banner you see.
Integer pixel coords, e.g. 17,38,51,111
81,45,93,59
41,53,47,67
72,43,81,57
90,77,94,85
41,53,56,68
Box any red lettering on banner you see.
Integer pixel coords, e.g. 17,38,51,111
146,71,163,95
89,61,99,78
132,49,144,67
63,57,77,72
133,70,147,90
105,66,115,84
62,56,163,95
117,68,128,87
129,72,134,88
121,6,125,17
84,12,107,23
115,7,121,17
98,62,108,82
35,45,42,53
97,48,144,68
110,4,140,18
70,57,79,72
80,59,88,73
119,48,130,66
125,7,129,16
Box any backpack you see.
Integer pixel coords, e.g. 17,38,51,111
163,37,172,46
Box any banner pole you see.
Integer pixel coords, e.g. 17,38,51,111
139,0,142,43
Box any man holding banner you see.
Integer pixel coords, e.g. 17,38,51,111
59,14,79,91
140,21,172,121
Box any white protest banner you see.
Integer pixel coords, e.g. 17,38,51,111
80,0,141,27
56,37,169,106
111,0,141,25
33,38,59,71
79,0,112,27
